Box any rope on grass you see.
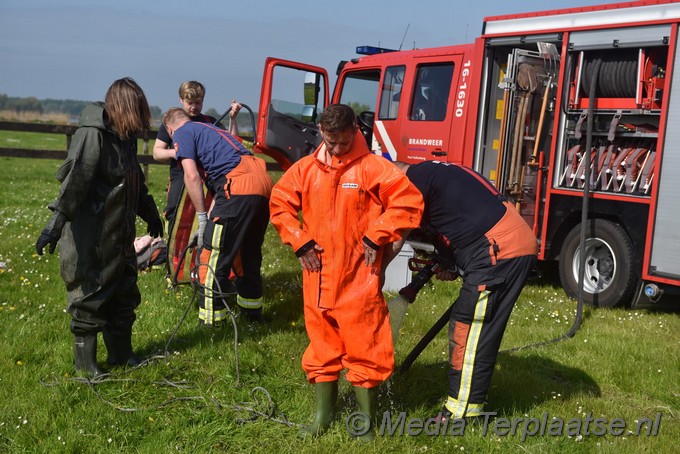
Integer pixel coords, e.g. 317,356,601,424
164,259,242,386
38,251,300,428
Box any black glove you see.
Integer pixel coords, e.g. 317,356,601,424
147,217,164,238
36,210,67,255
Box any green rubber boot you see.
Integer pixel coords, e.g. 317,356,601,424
353,386,378,442
297,381,338,438
103,327,142,367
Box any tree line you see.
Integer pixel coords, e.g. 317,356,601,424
1,93,368,127
0,93,162,120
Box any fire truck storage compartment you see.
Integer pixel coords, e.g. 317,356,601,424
477,35,562,202
556,25,670,197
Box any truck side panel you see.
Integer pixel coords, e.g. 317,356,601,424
650,26,680,282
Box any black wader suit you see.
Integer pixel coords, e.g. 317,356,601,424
49,103,160,349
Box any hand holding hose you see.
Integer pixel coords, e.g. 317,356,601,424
229,100,242,118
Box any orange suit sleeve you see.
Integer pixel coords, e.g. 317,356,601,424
269,161,316,254
363,158,424,248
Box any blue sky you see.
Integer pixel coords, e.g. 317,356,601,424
1,0,605,113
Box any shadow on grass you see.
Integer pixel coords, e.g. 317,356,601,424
385,353,600,418
140,270,305,357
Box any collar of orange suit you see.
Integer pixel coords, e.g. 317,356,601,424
314,129,369,168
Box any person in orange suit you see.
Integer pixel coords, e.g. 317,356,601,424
269,104,423,440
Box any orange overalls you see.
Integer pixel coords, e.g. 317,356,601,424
269,131,423,388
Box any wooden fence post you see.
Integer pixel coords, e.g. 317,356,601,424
142,138,150,179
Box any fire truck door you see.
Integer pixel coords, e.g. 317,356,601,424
398,56,464,163
254,57,329,170
649,32,680,281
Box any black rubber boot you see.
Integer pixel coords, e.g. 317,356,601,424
353,386,378,442
103,328,142,367
240,307,265,324
73,334,105,377
297,381,338,438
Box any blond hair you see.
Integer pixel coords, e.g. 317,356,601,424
178,81,206,101
163,107,190,129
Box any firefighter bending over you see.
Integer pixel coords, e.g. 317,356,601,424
394,160,538,421
269,104,424,440
152,80,241,226
163,108,273,324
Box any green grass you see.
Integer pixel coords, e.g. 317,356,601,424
0,130,70,150
0,153,678,454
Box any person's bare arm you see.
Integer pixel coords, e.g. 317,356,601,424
152,138,175,162
229,100,242,136
180,158,206,213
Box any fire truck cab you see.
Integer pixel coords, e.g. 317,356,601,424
254,0,680,308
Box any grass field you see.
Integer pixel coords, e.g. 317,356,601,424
0,144,678,453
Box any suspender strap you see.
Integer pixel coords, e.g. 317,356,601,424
196,122,249,155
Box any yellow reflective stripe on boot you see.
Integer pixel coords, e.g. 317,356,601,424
200,224,223,324
199,307,228,323
445,289,490,419
445,398,485,418
237,295,263,309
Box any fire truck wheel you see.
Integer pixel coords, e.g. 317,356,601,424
559,219,640,308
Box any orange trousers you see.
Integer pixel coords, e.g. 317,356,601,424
301,299,394,388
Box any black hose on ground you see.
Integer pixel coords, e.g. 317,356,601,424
504,57,601,352
570,57,601,337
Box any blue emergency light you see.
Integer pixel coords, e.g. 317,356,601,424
356,45,398,55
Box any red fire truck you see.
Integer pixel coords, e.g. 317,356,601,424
253,0,680,308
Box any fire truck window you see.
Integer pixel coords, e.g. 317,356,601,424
338,70,380,115
270,65,326,125
410,63,454,121
379,66,405,120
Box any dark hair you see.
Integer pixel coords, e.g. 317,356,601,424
318,104,357,133
104,77,151,140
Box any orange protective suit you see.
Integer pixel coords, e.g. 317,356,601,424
269,131,423,388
